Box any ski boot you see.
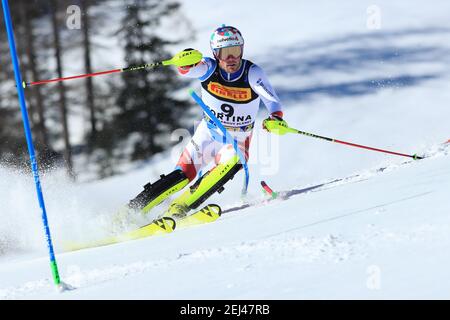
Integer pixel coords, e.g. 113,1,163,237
111,169,189,230
163,155,242,219
128,169,190,214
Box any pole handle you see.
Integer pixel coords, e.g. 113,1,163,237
163,49,203,67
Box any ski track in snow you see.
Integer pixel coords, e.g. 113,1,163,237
3,218,450,299
0,234,359,299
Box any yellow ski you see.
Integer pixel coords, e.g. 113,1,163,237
176,204,222,229
63,217,175,252
64,204,221,252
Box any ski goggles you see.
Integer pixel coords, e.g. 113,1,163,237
214,45,243,60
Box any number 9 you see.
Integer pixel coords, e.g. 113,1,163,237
221,104,234,117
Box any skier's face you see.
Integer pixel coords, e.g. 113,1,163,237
217,46,242,73
218,55,242,73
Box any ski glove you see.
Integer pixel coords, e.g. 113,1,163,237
177,48,201,74
262,111,290,135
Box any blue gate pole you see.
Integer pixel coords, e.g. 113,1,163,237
189,89,250,195
2,0,61,286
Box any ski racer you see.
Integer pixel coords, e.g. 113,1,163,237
127,25,288,219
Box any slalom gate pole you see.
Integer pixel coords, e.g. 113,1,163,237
189,89,250,195
2,0,62,288
23,49,203,88
265,121,424,160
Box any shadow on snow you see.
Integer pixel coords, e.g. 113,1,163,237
258,27,450,103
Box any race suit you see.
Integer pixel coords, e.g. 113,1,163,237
176,56,283,181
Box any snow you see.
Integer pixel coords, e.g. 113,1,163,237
1,0,450,299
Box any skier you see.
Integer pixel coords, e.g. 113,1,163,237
127,25,288,219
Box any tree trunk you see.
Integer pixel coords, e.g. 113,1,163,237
80,0,97,142
16,4,37,130
50,0,75,179
21,2,49,149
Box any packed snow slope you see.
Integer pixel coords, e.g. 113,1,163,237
1,0,450,299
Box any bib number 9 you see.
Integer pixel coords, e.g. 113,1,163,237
221,104,235,117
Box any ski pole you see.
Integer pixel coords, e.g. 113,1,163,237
264,121,424,160
23,49,203,88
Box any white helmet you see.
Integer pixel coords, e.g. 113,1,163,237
210,25,244,58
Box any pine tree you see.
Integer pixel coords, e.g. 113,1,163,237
0,1,35,168
113,0,192,162
49,0,75,179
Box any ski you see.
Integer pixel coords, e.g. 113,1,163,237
64,204,221,252
261,181,279,199
176,204,222,229
222,177,351,215
63,217,176,251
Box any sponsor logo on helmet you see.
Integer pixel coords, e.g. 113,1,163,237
218,36,240,43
